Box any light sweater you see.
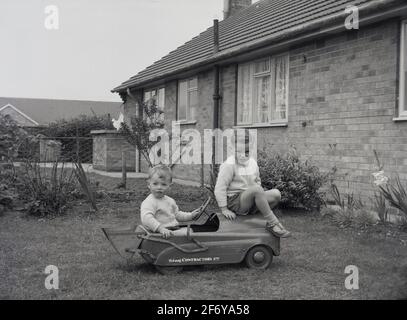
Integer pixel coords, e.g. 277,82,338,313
140,194,194,232
214,156,261,208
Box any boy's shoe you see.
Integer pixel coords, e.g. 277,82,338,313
266,222,291,238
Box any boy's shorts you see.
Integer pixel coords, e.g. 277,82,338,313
227,193,259,216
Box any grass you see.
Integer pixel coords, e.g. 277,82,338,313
1,177,407,300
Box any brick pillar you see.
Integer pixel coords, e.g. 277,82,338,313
91,130,137,172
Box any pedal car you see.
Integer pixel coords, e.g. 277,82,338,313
102,198,280,274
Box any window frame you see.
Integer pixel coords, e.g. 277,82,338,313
399,19,407,118
236,53,289,127
143,86,165,108
177,76,198,121
143,86,165,121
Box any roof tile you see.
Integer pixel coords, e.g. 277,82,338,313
113,0,393,92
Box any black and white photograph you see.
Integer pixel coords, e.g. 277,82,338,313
1,0,407,304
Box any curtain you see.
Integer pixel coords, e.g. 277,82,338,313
178,81,188,120
237,63,253,124
274,55,289,121
188,90,198,121
253,75,271,123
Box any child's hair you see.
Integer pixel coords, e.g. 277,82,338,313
148,164,173,182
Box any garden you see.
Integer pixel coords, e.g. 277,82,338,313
1,111,407,300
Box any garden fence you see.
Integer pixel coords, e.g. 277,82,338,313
38,136,94,164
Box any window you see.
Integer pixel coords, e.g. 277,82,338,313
399,20,407,118
177,77,198,121
144,87,165,121
237,54,289,126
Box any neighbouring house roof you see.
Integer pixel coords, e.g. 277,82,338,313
0,97,122,127
113,0,405,93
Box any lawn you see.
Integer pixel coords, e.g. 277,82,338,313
1,177,406,300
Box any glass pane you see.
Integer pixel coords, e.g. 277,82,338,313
237,63,253,124
273,55,289,121
253,76,271,123
157,88,165,122
158,88,165,111
178,81,187,120
254,59,270,74
144,90,151,102
188,77,198,89
187,90,198,121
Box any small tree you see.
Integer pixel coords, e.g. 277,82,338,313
119,100,165,168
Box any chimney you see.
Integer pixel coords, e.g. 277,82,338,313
223,0,252,20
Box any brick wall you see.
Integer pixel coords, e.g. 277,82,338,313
258,18,405,201
122,18,407,202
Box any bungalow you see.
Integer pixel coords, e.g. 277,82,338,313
112,0,407,200
0,97,122,127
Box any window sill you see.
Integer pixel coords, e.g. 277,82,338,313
174,120,197,126
233,122,288,129
393,117,407,122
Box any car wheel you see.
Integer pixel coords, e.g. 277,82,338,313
245,245,273,269
155,265,184,275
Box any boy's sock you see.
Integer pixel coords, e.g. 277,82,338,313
262,212,279,226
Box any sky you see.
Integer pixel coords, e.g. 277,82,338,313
0,0,224,102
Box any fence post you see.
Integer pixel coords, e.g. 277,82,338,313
76,124,80,163
122,150,127,189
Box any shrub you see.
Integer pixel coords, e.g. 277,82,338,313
21,160,76,217
257,149,333,210
371,192,389,224
120,101,164,167
379,175,407,219
322,184,378,229
73,161,98,211
330,184,363,212
42,114,113,138
0,163,19,214
0,184,15,215
322,206,378,229
40,114,114,163
0,114,38,161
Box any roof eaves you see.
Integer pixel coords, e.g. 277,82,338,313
112,0,404,93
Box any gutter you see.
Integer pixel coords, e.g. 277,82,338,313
112,0,406,93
